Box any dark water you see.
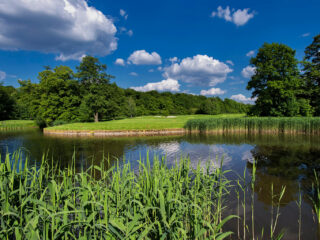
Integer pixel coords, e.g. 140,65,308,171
1,130,320,239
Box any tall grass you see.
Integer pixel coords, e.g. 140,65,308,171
184,117,320,135
0,152,236,239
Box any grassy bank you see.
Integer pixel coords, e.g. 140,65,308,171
46,114,244,131
184,117,320,134
0,120,37,130
0,152,236,239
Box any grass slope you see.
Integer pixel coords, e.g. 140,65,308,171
47,114,244,131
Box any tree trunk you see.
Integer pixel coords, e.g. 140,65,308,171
94,112,99,122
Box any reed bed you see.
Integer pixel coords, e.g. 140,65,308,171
0,152,237,239
184,117,320,135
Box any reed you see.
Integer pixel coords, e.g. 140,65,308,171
0,151,236,239
184,117,320,135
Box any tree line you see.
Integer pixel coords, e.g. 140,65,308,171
247,34,320,116
0,56,249,125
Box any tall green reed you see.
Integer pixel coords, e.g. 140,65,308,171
0,151,236,239
184,117,320,135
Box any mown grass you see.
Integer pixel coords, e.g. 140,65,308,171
184,117,320,135
0,151,237,239
0,120,37,130
46,114,244,131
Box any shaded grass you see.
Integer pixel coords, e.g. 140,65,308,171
0,120,37,130
184,117,320,135
47,114,244,131
0,151,235,239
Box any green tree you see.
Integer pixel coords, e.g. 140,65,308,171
247,43,305,116
127,96,136,118
36,66,81,125
302,34,320,115
0,84,16,120
77,56,114,122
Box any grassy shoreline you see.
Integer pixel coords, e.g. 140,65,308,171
46,114,243,131
0,120,37,130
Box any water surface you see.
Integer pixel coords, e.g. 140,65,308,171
1,130,320,239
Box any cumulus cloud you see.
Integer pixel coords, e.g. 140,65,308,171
115,58,125,66
200,88,226,96
120,9,128,20
241,65,256,78
0,70,6,81
131,78,180,92
211,6,255,26
128,50,162,65
130,72,138,76
246,50,255,57
0,0,118,61
163,55,233,86
231,94,256,104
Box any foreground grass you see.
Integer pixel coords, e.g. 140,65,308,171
47,114,244,131
185,117,320,134
0,120,37,130
0,152,235,239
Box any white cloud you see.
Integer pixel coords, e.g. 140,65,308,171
128,50,162,65
246,50,255,57
200,88,226,96
131,78,180,92
211,6,255,26
0,0,118,61
130,72,138,76
120,9,128,20
169,57,178,63
0,70,6,81
302,33,310,37
226,60,234,66
115,58,125,66
120,27,133,36
163,54,233,86
241,65,256,78
231,94,256,104
127,29,133,37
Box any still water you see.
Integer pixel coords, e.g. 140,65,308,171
1,130,320,239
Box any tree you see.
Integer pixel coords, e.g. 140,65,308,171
247,43,305,116
77,56,114,122
302,34,320,115
36,66,81,125
0,84,16,120
127,97,136,118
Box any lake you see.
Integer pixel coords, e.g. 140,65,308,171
1,130,320,239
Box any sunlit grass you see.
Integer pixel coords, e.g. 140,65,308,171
47,114,244,131
0,120,37,130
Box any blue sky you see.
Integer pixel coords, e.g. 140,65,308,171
0,0,319,103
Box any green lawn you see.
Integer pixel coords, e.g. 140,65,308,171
0,120,37,130
47,114,244,131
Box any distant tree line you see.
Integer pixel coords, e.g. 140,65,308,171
247,34,320,116
0,56,249,125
